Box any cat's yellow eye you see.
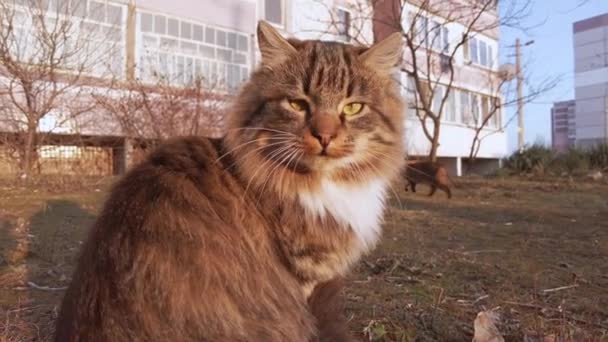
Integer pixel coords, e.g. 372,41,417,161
288,100,307,112
342,102,364,116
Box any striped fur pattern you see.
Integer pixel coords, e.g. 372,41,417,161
55,22,404,341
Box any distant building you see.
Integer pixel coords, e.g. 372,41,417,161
573,12,608,148
550,100,576,152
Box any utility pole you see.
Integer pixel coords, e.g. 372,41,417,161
516,38,524,152
605,95,608,144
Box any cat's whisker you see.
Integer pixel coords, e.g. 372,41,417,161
215,137,294,163
362,154,404,211
224,140,295,170
254,148,296,205
226,127,298,137
255,146,299,207
242,143,296,204
276,149,303,200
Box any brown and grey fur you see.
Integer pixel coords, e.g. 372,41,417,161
404,160,454,198
55,21,404,342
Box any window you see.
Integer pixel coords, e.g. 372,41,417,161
141,13,153,32
489,97,500,128
471,93,480,126
469,37,478,64
467,36,494,68
431,85,444,113
487,45,494,68
106,4,122,25
460,91,473,125
168,18,179,37
413,14,449,52
444,89,456,122
415,16,428,46
479,40,487,66
481,95,490,126
442,27,449,53
265,0,283,26
431,20,441,50
137,12,251,89
336,8,351,41
154,15,166,34
89,1,105,22
193,24,203,41
181,22,192,39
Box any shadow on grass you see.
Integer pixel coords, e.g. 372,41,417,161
1,199,96,341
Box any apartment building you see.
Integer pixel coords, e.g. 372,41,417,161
1,0,506,176
550,100,576,152
373,0,506,175
1,0,361,175
573,12,608,148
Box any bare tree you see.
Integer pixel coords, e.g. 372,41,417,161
0,0,120,180
465,65,560,170
94,75,228,144
315,0,533,162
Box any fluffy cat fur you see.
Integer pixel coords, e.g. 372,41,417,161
55,21,404,341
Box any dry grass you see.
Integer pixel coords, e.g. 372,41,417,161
0,176,607,341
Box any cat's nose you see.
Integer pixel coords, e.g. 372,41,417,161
311,115,338,149
312,131,333,148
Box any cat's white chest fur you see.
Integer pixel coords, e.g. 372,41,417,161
298,178,388,249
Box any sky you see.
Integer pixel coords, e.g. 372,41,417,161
500,0,608,151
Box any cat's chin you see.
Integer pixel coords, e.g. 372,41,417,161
305,155,361,176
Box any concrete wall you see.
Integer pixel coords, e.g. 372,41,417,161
573,13,608,147
404,118,507,160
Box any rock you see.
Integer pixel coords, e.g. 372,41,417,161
472,311,504,342
587,171,603,181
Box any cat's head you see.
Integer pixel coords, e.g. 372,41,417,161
225,21,404,196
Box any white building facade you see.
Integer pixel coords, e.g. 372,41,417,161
1,0,506,176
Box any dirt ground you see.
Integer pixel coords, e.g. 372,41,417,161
1,176,607,341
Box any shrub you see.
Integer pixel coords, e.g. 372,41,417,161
503,143,608,176
588,143,608,170
552,147,590,175
504,144,554,175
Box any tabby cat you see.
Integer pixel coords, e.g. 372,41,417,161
55,21,404,341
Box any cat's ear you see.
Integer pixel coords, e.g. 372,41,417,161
257,21,296,68
359,32,403,74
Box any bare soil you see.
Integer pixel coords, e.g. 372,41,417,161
1,176,607,341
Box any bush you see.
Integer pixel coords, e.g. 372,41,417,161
551,147,590,175
504,144,554,175
503,144,605,176
588,143,608,170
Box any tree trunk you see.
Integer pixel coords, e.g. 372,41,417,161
21,123,38,183
428,119,441,162
466,135,480,172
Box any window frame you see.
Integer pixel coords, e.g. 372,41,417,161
263,0,285,28
335,7,351,42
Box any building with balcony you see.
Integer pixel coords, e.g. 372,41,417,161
1,0,506,177
373,0,506,175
